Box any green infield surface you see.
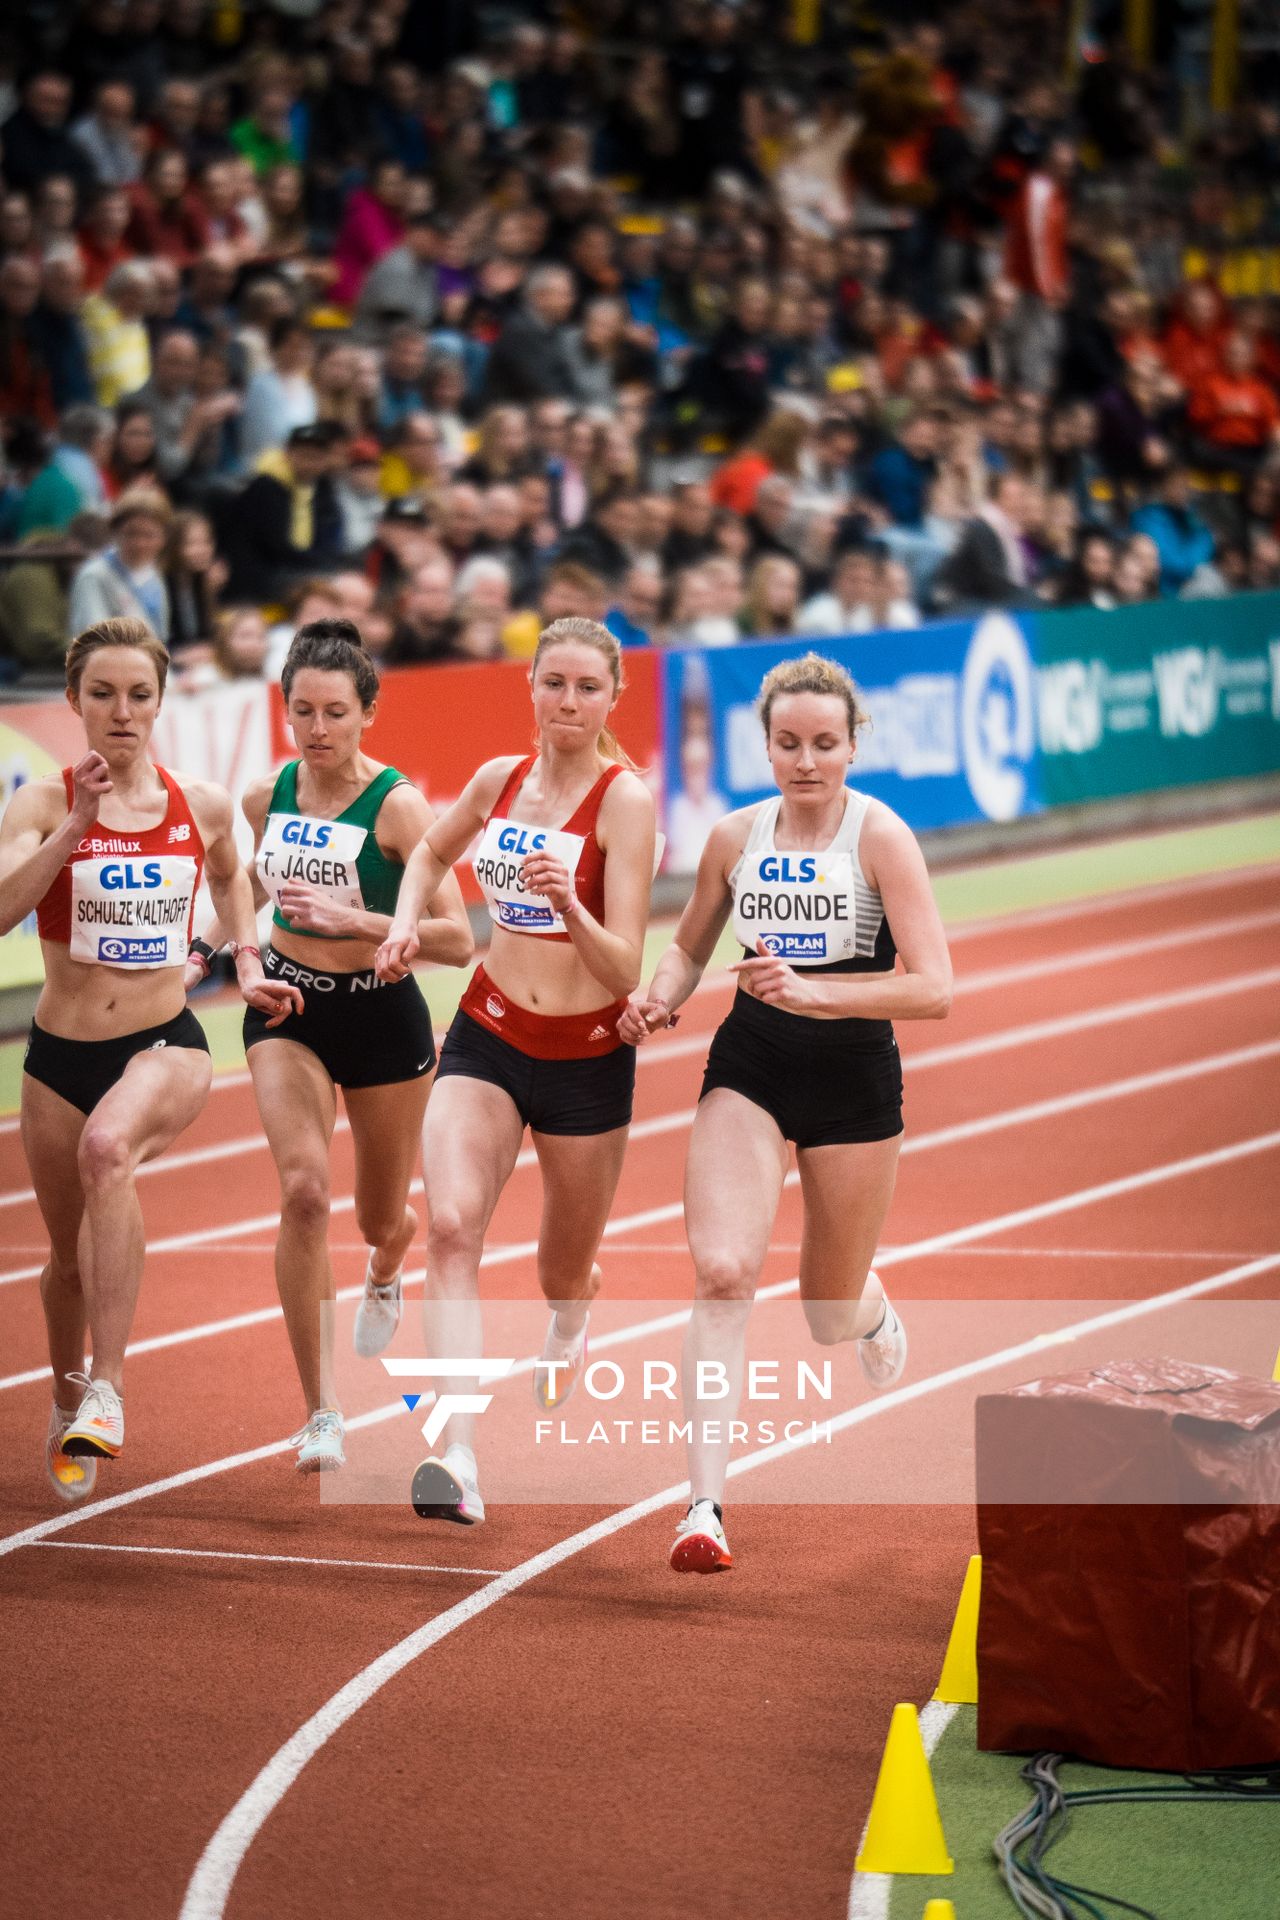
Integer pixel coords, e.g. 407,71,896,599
877,1703,1278,1920
2,808,1278,1116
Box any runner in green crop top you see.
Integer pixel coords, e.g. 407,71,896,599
262,757,409,937
189,620,474,1472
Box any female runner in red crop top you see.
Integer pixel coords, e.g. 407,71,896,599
377,617,656,1524
0,616,298,1500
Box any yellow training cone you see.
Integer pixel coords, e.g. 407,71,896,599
922,1904,958,1919
854,1704,954,1876
933,1554,981,1704
1272,1344,1280,1383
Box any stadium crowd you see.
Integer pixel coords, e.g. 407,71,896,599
1,0,1279,686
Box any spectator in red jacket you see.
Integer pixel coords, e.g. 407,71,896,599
126,148,208,269
1161,281,1230,395
77,185,135,291
1188,332,1280,474
1003,137,1074,395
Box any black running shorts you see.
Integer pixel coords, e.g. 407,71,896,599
243,946,435,1089
435,1007,635,1135
24,1008,210,1116
699,989,903,1147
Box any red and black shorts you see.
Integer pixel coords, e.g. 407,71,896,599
435,966,634,1136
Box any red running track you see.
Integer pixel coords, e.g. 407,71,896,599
0,864,1277,1920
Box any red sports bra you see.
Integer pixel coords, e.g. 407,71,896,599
37,764,205,964
483,754,623,942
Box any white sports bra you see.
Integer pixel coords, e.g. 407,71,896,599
728,789,889,969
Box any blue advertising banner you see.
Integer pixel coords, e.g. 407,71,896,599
660,614,1043,871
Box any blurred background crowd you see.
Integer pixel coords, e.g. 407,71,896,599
1,0,1279,689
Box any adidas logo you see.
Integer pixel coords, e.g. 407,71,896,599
587,1024,610,1044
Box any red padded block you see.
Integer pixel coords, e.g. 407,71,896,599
975,1358,1280,1770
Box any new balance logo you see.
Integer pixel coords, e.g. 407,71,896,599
167,823,191,843
383,1357,515,1445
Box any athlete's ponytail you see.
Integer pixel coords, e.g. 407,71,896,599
282,618,379,709
531,617,638,769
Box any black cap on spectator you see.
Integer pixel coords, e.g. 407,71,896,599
289,424,332,450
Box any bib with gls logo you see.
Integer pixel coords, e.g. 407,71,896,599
69,855,199,967
257,812,368,916
472,819,585,935
732,850,860,966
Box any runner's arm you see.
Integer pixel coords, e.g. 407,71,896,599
0,757,111,935
376,759,513,980
521,772,655,1000
194,782,301,1024
618,816,738,1043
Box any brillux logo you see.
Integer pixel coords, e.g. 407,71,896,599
382,1357,514,1446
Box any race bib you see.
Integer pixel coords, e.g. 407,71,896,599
732,851,859,967
258,812,367,917
69,855,198,967
473,819,585,934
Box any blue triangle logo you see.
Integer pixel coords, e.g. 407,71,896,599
402,1393,421,1412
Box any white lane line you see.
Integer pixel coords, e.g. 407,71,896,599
32,1541,503,1577
939,858,1280,942
4,1131,1278,1564
3,1039,1276,1391
913,1245,1273,1262
957,907,1280,995
176,1240,1280,1920
846,1701,958,1920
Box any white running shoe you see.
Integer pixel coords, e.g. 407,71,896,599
61,1372,123,1460
291,1407,346,1471
411,1443,485,1525
46,1401,98,1502
858,1281,907,1389
670,1499,733,1573
533,1309,588,1410
353,1258,403,1359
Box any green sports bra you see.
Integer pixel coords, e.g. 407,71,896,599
259,761,407,940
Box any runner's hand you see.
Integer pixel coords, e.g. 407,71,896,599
241,976,303,1027
618,996,671,1046
729,942,813,1012
519,851,574,913
375,922,419,981
68,751,112,830
182,954,206,994
276,881,355,938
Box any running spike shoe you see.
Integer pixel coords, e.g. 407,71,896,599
533,1309,589,1410
353,1258,403,1359
61,1372,123,1459
670,1499,733,1573
291,1407,346,1471
857,1279,907,1389
46,1400,99,1501
411,1444,485,1525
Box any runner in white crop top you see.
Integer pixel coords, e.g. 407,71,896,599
619,651,953,1575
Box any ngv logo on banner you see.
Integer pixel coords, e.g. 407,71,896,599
960,614,1038,822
